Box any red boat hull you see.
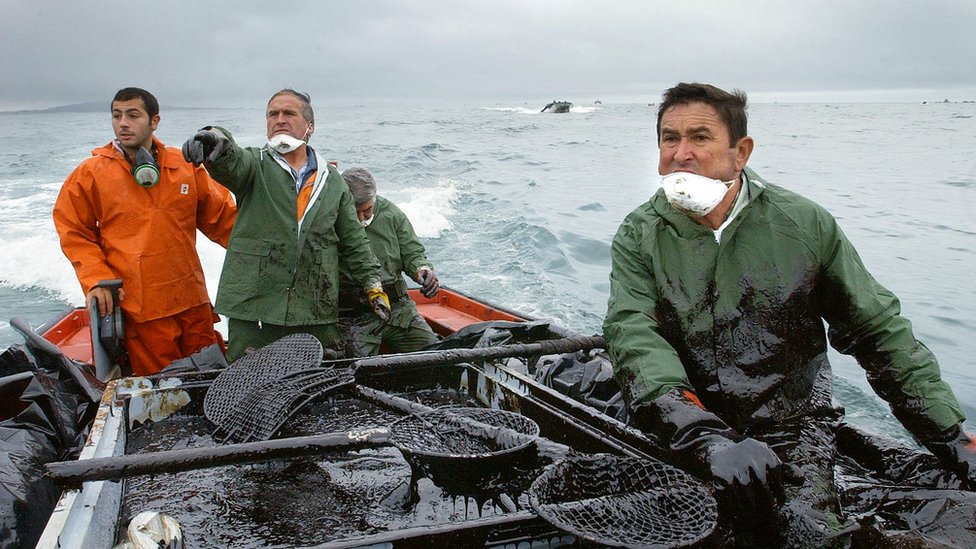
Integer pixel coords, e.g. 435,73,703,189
38,286,529,365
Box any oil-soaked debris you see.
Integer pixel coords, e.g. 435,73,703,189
119,388,547,547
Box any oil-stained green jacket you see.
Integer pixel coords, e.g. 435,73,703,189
205,128,380,326
341,196,431,329
604,167,964,442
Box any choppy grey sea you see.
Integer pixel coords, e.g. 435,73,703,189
1,100,974,440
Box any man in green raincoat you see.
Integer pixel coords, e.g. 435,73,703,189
182,89,389,361
337,167,440,356
603,82,975,547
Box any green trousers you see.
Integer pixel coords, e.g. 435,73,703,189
226,318,340,363
339,312,438,357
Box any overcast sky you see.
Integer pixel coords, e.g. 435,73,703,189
2,1,974,111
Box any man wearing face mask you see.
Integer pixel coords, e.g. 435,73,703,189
336,167,440,356
603,83,975,546
182,89,388,361
53,87,237,376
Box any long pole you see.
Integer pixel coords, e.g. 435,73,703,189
46,428,390,486
349,334,605,370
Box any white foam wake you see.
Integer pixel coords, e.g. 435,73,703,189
390,179,458,239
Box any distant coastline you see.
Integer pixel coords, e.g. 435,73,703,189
10,101,106,114
1,102,222,114
3,96,974,115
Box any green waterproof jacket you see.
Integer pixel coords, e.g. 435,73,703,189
604,167,964,441
340,195,431,328
205,128,381,326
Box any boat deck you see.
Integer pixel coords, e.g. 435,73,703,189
38,309,92,363
409,288,525,335
39,345,659,548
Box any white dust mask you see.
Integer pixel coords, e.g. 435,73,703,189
661,172,736,216
267,133,306,154
361,216,374,228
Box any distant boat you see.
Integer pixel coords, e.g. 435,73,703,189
541,100,572,113
594,100,602,105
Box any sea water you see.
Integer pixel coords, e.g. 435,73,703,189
1,101,973,440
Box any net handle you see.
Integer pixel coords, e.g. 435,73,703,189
355,385,555,449
339,334,605,371
45,428,391,486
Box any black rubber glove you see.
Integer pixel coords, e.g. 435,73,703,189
631,388,784,531
416,267,440,298
182,127,228,166
703,436,782,487
925,424,976,490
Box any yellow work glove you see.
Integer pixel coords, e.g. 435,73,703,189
366,286,391,321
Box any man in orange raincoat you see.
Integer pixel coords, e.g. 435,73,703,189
53,87,237,376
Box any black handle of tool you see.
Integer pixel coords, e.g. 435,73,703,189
45,428,391,486
344,334,605,371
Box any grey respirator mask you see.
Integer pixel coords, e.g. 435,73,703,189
131,146,161,188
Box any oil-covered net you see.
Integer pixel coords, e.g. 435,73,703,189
219,368,353,442
529,454,717,549
203,331,541,454
204,333,324,441
391,406,539,457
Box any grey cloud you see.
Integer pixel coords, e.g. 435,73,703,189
1,0,974,111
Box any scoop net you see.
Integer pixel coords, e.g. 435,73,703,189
529,454,717,549
204,332,539,452
204,333,325,441
218,368,353,443
390,406,540,458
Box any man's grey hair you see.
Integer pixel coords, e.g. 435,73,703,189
341,167,377,206
268,88,314,126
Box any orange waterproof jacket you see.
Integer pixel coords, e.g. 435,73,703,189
53,137,237,323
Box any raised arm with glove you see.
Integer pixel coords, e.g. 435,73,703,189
182,127,230,167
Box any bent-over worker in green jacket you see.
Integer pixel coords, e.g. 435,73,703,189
337,167,440,356
182,89,389,361
603,82,975,547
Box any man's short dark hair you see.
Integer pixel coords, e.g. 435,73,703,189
269,88,315,126
656,83,748,145
112,87,159,118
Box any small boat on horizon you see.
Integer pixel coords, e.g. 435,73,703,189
540,100,572,113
